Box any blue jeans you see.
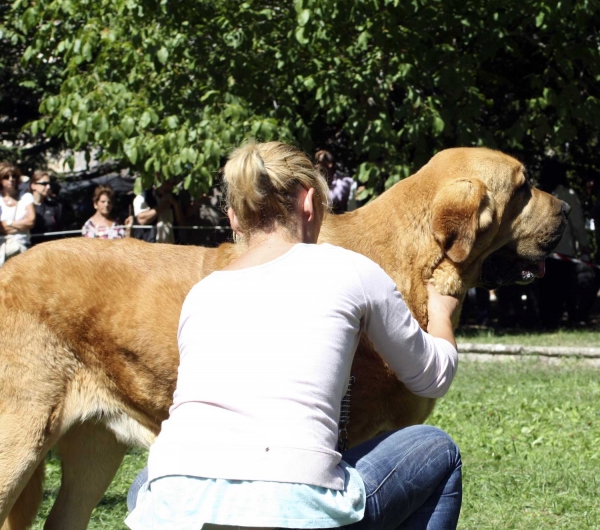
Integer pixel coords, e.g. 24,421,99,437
342,425,462,529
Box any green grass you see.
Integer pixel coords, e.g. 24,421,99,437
34,361,600,529
429,360,600,529
456,326,600,347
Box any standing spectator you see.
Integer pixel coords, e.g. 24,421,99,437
0,162,35,264
315,150,355,214
537,159,597,328
132,180,186,243
82,185,126,239
29,170,64,246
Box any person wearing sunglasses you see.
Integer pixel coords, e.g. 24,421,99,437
29,170,65,246
0,162,35,265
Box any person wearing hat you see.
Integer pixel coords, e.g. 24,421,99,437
0,162,35,264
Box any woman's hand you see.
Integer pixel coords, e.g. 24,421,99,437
426,283,459,321
426,283,459,349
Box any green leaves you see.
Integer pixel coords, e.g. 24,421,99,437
121,116,135,136
156,47,168,65
6,0,600,197
297,9,311,26
295,26,309,45
123,138,138,164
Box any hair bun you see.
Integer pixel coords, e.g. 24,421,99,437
223,140,329,239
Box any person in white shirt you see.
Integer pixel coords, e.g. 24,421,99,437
126,141,462,529
132,180,186,243
0,162,35,265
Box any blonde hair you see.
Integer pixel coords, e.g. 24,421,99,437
223,141,329,238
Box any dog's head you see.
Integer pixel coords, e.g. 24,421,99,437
422,148,568,294
319,147,567,325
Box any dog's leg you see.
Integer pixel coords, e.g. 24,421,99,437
0,462,45,530
0,312,69,529
44,421,127,530
0,408,57,530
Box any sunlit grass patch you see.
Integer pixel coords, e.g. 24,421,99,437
430,361,600,529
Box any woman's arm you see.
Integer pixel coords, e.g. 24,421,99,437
6,203,35,232
136,208,158,225
426,283,459,349
354,255,459,399
81,219,94,238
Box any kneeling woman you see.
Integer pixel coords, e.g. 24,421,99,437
126,141,462,529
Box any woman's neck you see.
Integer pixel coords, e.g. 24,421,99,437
92,212,114,225
32,191,44,205
246,228,298,250
222,228,300,271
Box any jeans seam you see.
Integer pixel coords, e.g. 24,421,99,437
364,442,422,499
364,437,455,500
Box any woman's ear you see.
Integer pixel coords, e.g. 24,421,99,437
302,188,316,222
227,207,242,237
301,188,321,244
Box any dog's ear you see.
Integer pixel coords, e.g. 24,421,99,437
432,178,493,263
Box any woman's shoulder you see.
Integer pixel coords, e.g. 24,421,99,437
314,244,392,285
315,243,379,268
82,218,96,234
19,192,34,205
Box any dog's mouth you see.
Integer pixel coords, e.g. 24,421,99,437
481,251,548,289
519,259,546,282
481,210,566,289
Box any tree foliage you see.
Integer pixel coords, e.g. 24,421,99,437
4,0,600,195
0,3,64,171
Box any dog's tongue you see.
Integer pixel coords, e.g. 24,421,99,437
536,260,546,278
521,260,546,281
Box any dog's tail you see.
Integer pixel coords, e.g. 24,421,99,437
1,462,44,530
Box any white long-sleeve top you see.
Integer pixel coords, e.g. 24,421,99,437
148,243,458,490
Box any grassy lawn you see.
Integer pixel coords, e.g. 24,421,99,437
430,360,600,529
34,361,600,529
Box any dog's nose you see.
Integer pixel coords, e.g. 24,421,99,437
561,200,571,218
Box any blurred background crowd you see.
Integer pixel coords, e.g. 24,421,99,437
0,148,359,248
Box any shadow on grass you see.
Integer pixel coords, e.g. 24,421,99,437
96,493,127,508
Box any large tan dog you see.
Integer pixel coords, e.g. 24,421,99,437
0,147,567,529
